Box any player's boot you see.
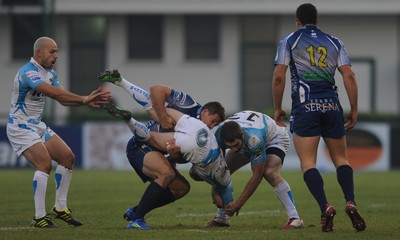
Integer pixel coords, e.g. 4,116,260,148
102,103,132,121
31,215,56,228
51,206,83,227
283,218,304,229
127,218,151,229
98,69,122,85
204,217,230,227
345,201,366,231
123,207,136,221
321,204,336,232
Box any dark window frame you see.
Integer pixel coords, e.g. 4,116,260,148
128,15,163,60
184,15,220,60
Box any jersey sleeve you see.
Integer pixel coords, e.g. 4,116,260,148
247,134,267,164
50,70,60,87
337,39,351,67
274,33,292,66
21,70,45,89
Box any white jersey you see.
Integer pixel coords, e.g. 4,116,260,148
8,58,60,124
174,114,222,166
6,58,59,156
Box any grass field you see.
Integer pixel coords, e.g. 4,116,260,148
1,169,399,240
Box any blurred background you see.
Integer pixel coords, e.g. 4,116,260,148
0,0,399,171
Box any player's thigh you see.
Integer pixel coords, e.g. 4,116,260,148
225,150,249,173
45,134,75,168
293,135,320,172
142,151,175,179
323,136,349,167
22,142,52,172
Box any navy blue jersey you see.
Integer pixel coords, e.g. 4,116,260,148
274,25,351,108
146,89,202,132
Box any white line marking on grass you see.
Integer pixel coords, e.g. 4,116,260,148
0,227,32,231
176,209,281,218
369,203,386,208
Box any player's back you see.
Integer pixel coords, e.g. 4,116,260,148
279,25,350,105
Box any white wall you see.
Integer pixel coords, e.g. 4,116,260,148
0,13,398,125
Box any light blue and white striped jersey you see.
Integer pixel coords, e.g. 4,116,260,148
274,25,351,107
8,58,60,124
214,111,281,164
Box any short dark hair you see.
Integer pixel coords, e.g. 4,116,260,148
220,121,242,143
296,3,318,25
202,101,226,121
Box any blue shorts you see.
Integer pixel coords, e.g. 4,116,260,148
289,98,345,138
126,137,156,183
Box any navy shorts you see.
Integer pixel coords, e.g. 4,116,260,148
289,98,345,138
126,137,156,183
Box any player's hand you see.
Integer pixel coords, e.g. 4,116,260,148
85,86,112,108
344,110,357,131
166,139,181,158
160,115,176,130
224,201,241,216
273,109,287,127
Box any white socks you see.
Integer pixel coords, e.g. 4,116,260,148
55,165,72,211
119,78,153,111
126,118,150,142
274,180,300,219
33,171,49,219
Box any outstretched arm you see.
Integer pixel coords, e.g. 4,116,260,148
36,82,111,108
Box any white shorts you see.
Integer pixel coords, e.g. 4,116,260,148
6,121,55,156
267,126,290,154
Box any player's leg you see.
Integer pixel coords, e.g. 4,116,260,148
98,69,152,111
205,151,248,227
127,150,181,229
294,135,336,232
45,132,82,227
22,142,55,228
324,137,366,231
263,148,303,229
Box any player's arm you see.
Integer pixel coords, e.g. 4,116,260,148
36,82,110,108
272,64,288,127
149,84,175,129
225,161,264,215
338,64,358,131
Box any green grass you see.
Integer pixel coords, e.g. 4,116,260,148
1,169,399,240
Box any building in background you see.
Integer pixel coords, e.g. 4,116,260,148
1,0,400,124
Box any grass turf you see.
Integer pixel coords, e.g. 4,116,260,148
0,169,399,240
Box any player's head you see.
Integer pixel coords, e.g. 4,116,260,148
220,121,243,152
200,101,226,129
296,3,318,26
33,36,59,69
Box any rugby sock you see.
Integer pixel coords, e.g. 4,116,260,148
273,180,300,219
119,78,152,111
33,171,49,219
216,208,229,221
336,164,356,204
55,165,72,210
126,118,150,142
131,188,176,213
152,188,176,209
133,181,165,220
303,168,328,213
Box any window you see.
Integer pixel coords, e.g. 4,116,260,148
128,15,163,60
12,14,44,59
185,15,219,60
